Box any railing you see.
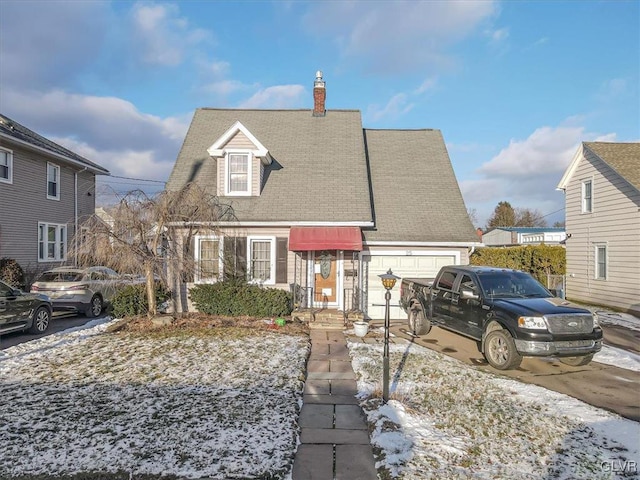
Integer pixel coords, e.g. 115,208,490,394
343,286,361,313
291,284,313,310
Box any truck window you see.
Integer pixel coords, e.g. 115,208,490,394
459,274,478,295
437,271,458,290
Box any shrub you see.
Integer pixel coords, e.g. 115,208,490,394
189,280,292,317
111,282,171,318
0,258,25,288
470,245,566,285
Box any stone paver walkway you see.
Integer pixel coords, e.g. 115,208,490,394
292,329,378,480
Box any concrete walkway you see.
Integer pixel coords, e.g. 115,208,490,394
292,329,378,480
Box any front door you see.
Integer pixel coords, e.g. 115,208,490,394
314,250,337,305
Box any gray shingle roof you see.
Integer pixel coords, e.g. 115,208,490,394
0,113,109,174
363,129,478,243
167,108,373,223
584,142,640,190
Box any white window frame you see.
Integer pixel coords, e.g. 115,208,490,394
38,222,67,262
194,235,223,283
581,179,593,213
0,147,13,184
247,236,276,285
47,162,60,200
224,151,252,196
595,244,607,280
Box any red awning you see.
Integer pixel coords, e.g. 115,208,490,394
289,227,363,251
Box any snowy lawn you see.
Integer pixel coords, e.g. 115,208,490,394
349,333,640,479
0,318,309,479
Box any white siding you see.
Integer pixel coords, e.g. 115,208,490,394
564,149,640,314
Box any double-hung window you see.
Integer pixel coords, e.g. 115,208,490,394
38,222,66,261
195,236,221,282
0,148,12,183
248,236,275,284
47,162,60,200
226,153,251,195
581,179,592,213
595,244,607,280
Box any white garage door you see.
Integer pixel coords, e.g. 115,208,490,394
364,253,457,320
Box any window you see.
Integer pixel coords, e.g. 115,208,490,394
436,270,458,290
0,148,13,183
595,245,607,280
195,237,221,282
582,179,592,213
38,223,66,261
47,163,60,200
226,153,251,195
248,237,275,284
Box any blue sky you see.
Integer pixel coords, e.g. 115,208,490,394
1,0,638,227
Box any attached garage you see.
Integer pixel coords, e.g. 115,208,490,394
363,250,460,320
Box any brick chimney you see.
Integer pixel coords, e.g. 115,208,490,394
313,70,326,117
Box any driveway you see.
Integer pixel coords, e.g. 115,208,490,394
387,322,640,422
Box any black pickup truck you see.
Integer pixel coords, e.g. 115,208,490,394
399,265,603,370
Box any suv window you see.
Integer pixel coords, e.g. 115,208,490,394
437,271,458,290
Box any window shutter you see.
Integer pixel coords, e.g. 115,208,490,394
224,237,247,280
276,237,288,284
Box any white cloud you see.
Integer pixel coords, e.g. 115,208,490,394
366,93,414,123
238,85,306,109
302,0,497,73
414,77,438,95
130,2,211,67
0,0,109,89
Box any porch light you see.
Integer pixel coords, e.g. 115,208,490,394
378,268,400,403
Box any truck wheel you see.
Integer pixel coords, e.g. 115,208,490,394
560,354,594,367
484,330,522,370
28,306,51,334
85,295,103,318
408,304,431,336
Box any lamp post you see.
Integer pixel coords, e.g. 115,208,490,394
378,268,400,403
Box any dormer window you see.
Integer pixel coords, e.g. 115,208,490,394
226,152,251,195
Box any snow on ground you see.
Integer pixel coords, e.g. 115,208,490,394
0,319,309,479
1,316,638,479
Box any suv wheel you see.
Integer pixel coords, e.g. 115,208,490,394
86,295,103,318
407,304,431,336
28,306,51,334
484,329,522,370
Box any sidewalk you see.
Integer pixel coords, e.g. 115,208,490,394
292,329,378,480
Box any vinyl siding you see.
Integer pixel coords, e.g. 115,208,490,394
565,149,640,314
216,131,261,196
0,144,96,269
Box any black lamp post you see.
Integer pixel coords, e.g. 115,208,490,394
378,268,400,403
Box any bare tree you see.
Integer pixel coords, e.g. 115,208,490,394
70,183,234,317
514,207,548,227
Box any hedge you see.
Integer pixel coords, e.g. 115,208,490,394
470,245,565,286
189,279,292,317
111,282,171,318
0,258,25,288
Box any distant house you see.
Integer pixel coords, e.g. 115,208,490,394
0,114,109,274
557,142,640,316
481,227,566,247
166,72,480,319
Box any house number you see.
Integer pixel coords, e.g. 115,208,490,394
320,251,332,279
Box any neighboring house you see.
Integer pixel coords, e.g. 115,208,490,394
166,72,480,319
0,114,109,273
482,227,566,247
557,141,640,316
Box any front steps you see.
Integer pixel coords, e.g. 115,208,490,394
292,308,364,330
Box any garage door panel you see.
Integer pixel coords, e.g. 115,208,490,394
365,254,456,320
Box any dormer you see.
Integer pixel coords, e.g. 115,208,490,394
207,121,272,197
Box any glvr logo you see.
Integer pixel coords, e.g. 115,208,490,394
601,460,637,473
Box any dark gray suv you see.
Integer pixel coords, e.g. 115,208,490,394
0,280,52,336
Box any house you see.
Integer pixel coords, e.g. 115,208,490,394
166,72,480,320
557,141,640,316
0,114,109,276
481,227,566,247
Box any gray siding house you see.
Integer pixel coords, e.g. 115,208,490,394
166,72,480,319
0,114,109,276
482,227,566,247
557,142,640,316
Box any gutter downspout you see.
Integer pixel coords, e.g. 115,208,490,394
74,167,88,265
